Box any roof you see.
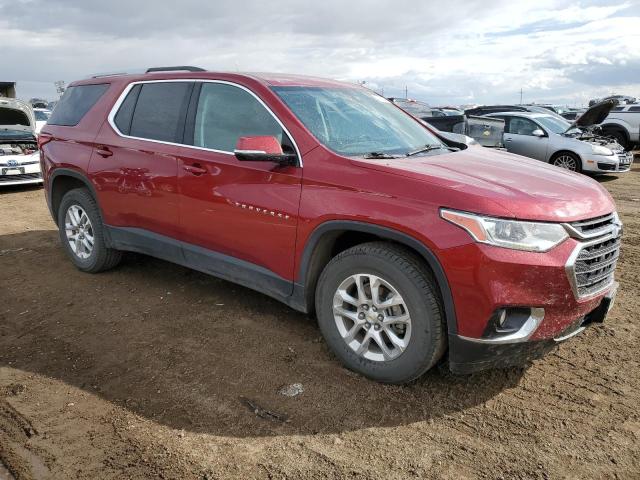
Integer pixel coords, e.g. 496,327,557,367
71,69,355,89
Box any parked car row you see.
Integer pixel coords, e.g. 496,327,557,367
589,94,637,106
393,97,636,174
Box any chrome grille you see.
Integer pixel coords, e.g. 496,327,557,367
568,213,615,237
565,214,622,299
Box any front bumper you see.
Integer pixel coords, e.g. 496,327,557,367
582,151,633,173
449,283,617,373
438,217,621,372
0,154,42,186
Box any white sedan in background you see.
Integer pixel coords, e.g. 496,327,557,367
33,108,52,133
0,98,42,186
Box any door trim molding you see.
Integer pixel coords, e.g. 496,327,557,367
105,225,298,308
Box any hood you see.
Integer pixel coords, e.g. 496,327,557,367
568,99,616,130
352,147,614,222
0,97,36,132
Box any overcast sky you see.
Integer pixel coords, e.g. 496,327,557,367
1,0,639,106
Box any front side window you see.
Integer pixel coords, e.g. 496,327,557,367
128,82,193,143
507,117,540,136
193,83,286,152
273,87,444,156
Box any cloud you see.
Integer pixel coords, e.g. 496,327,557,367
0,0,638,105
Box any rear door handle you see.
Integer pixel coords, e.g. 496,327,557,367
183,163,207,175
95,146,113,157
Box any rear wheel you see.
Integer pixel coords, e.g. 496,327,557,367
552,152,582,172
57,188,122,272
315,242,446,384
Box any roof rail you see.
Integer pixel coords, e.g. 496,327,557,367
91,71,132,79
145,66,206,73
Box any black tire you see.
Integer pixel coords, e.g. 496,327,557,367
57,188,122,273
315,242,446,384
551,151,582,173
605,129,629,150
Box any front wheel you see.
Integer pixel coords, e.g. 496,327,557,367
315,242,446,384
552,152,582,172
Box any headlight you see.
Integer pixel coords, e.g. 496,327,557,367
592,145,613,156
441,209,568,252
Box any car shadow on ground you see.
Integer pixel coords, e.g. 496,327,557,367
0,230,525,438
596,175,624,183
0,184,43,194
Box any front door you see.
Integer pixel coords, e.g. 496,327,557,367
175,82,302,291
503,116,549,161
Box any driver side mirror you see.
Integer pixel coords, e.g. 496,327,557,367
234,136,297,166
532,129,545,137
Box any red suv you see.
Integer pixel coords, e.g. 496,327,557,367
40,66,622,383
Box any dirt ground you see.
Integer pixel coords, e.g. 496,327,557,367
1,160,639,480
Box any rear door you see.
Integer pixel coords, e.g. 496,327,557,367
502,116,549,160
90,81,194,238
174,81,302,288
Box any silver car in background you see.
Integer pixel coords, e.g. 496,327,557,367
485,101,632,174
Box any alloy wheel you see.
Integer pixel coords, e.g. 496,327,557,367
553,155,578,171
332,273,412,362
65,204,94,259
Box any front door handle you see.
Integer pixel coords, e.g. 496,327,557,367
183,163,207,175
95,146,113,157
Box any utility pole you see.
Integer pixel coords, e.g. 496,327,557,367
404,86,408,99
54,80,66,99
519,88,523,105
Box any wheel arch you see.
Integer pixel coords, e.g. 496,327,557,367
600,123,630,144
49,169,100,226
296,220,458,334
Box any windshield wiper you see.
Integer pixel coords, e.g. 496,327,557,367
362,152,402,159
406,144,457,156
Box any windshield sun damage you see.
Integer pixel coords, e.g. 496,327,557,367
272,86,446,157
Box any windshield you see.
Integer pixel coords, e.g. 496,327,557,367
0,128,34,140
34,110,50,121
535,115,574,134
272,87,445,156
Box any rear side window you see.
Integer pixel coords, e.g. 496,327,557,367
128,82,193,142
193,83,287,152
48,84,109,126
113,84,141,135
629,106,640,112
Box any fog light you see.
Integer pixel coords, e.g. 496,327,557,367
481,307,545,343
